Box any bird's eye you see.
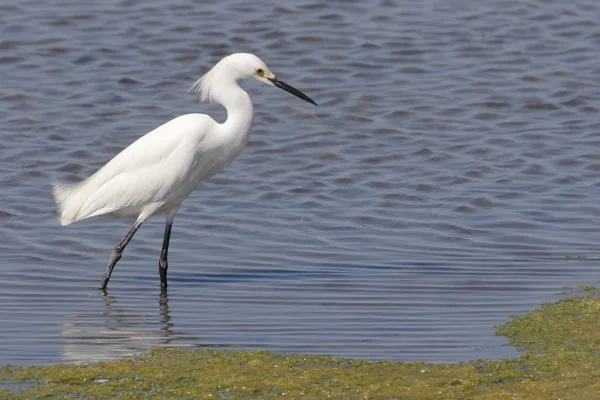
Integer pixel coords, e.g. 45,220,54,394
256,68,264,75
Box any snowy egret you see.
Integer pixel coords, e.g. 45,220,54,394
53,53,317,291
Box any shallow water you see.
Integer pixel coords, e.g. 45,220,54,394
1,0,600,365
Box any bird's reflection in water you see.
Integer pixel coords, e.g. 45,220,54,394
159,290,174,336
60,290,187,364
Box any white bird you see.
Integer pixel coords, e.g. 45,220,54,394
53,53,317,292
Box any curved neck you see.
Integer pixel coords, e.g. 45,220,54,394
215,81,254,136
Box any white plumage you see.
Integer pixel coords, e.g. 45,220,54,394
54,114,214,224
52,53,316,291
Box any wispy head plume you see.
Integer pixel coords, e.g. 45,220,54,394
187,67,217,103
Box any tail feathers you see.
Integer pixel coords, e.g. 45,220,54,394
52,182,84,225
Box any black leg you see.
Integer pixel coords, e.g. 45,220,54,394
159,216,174,290
100,220,143,292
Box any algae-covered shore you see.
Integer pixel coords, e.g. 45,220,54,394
2,287,599,399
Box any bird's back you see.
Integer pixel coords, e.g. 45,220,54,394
53,113,217,225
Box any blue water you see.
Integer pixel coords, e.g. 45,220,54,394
1,0,600,365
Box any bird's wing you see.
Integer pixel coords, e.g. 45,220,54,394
57,114,215,224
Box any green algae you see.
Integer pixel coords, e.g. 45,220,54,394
1,287,599,399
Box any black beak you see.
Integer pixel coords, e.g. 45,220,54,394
269,78,317,106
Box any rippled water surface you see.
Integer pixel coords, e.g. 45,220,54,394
2,0,600,365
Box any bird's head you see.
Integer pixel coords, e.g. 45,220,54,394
190,53,317,106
